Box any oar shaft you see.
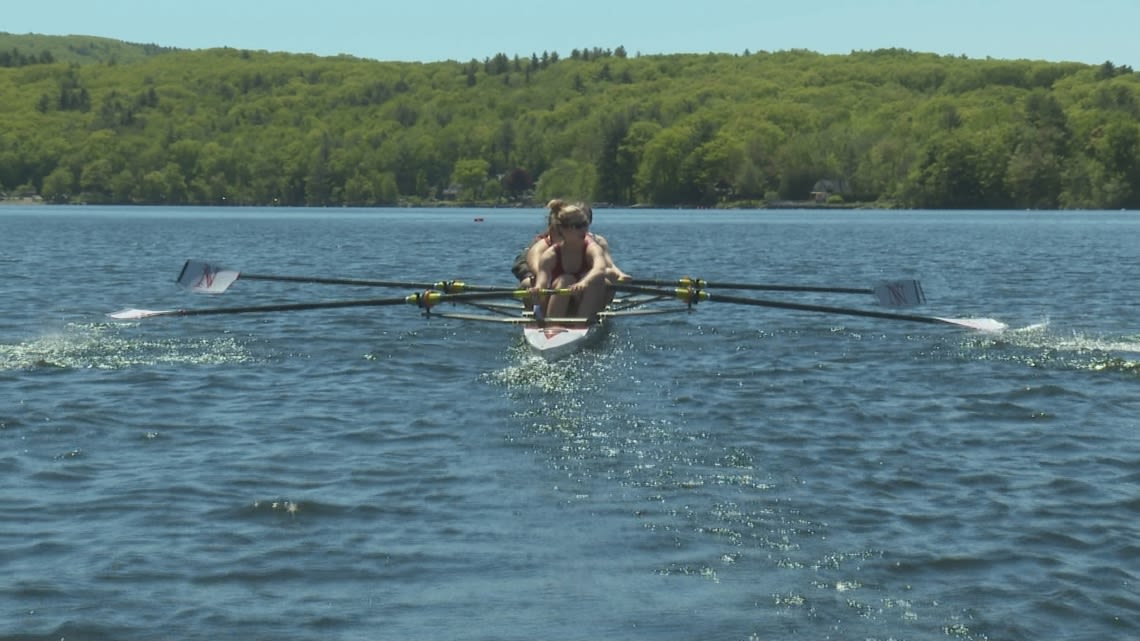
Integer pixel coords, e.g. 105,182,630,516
630,277,871,295
239,273,512,292
110,288,578,320
177,260,513,293
240,273,437,288
614,284,992,329
705,291,946,325
160,297,416,317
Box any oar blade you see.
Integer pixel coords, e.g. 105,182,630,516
873,280,926,307
107,308,175,320
934,316,1008,332
177,260,240,294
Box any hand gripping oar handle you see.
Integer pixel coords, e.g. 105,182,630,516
612,285,1005,332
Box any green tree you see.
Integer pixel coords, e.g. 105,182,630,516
110,169,137,202
1006,91,1070,208
376,172,400,204
79,157,114,202
40,165,75,202
904,134,987,209
451,158,490,200
501,167,533,200
137,163,187,203
636,117,717,204
535,158,595,202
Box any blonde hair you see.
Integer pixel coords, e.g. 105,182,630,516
546,199,589,228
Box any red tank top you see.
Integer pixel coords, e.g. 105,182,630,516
550,237,592,280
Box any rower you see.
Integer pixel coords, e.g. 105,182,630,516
531,202,610,320
511,200,630,287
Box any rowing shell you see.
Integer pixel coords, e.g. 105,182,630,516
518,292,691,359
434,293,682,360
523,318,608,360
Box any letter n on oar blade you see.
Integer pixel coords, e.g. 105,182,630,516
874,280,925,307
177,260,240,293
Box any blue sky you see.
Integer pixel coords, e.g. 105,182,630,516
5,0,1137,67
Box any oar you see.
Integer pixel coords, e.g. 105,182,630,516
627,277,925,307
108,289,561,321
613,285,1006,332
177,259,511,294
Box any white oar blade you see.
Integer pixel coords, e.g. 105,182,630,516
107,308,172,320
935,316,1008,332
874,280,926,307
178,260,240,294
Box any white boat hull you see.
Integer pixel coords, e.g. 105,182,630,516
523,321,605,360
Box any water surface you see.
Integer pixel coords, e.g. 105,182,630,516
2,206,1138,640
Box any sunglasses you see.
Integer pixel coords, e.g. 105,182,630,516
561,220,589,230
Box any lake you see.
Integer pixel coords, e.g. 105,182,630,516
2,206,1138,640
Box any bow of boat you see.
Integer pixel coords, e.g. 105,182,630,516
522,318,607,360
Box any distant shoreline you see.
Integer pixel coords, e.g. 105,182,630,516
0,198,869,209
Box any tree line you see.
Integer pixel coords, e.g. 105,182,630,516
1,36,1138,209
1,47,57,68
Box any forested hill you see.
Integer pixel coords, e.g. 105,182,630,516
0,33,178,66
1,34,1138,209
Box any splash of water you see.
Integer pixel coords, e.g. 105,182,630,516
961,321,1140,375
0,322,257,370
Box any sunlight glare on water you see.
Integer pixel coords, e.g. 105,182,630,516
0,322,257,370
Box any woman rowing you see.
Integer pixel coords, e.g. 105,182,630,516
511,199,630,287
531,201,610,320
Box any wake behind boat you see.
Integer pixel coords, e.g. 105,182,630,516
106,259,1007,361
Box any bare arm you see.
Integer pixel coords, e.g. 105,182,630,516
525,240,548,279
533,246,557,291
590,233,631,281
572,244,609,291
